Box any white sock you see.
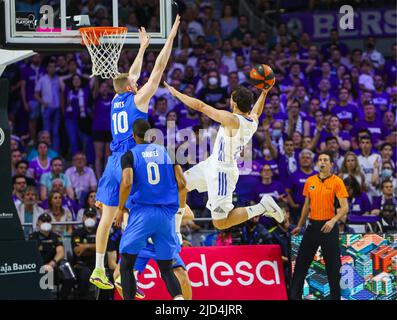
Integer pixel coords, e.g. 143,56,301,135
95,253,105,270
174,296,184,300
246,203,266,219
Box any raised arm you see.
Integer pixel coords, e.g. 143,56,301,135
128,27,150,82
165,82,239,129
249,85,274,122
134,15,180,112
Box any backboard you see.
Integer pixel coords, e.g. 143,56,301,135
1,0,176,51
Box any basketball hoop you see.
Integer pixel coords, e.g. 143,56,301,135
79,27,127,79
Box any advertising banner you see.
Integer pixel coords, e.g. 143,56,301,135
116,245,287,300
290,233,397,300
281,8,397,40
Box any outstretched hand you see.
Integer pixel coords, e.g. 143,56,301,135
169,14,181,38
138,27,150,49
164,81,178,97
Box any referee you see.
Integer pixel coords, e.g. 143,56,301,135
290,151,349,300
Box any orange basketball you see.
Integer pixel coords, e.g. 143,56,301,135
249,64,275,90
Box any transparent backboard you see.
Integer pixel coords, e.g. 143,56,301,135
1,0,176,51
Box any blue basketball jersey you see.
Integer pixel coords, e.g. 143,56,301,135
128,144,179,207
110,92,147,153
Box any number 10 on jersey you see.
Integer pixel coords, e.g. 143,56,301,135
112,111,129,135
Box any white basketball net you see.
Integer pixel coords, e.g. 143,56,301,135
80,27,127,79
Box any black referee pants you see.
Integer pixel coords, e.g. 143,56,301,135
290,220,341,300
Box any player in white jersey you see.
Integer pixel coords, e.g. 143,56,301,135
165,82,284,230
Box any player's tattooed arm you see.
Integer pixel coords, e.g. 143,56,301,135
164,81,239,129
129,27,150,83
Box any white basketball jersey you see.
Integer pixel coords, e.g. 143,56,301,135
209,114,258,166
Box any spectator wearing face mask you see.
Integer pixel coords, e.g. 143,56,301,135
371,180,397,232
197,70,228,110
372,161,397,196
29,213,73,299
71,208,99,299
17,186,44,237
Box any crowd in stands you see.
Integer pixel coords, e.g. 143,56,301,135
2,0,397,299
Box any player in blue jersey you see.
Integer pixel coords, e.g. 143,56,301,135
114,119,185,300
113,207,194,300
90,16,181,290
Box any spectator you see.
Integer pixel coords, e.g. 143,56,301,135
197,70,228,110
45,191,73,236
34,61,61,152
275,138,299,181
12,175,27,208
40,157,74,201
19,54,44,144
254,164,287,204
65,152,97,204
320,28,349,58
371,180,397,232
76,191,101,222
26,130,59,161
380,143,395,170
373,75,390,114
11,149,23,176
353,102,385,147
384,43,397,87
357,136,382,201
339,151,367,191
324,136,344,173
372,161,397,196
61,74,88,155
14,160,36,186
362,37,385,70
29,213,73,300
221,40,237,73
17,186,44,237
91,81,113,178
240,216,272,245
71,208,99,299
330,88,358,131
229,14,251,41
219,4,238,39
285,99,305,137
303,98,321,137
344,176,372,223
41,179,80,221
28,142,51,184
286,149,317,224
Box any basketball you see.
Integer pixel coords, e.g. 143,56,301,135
249,64,275,90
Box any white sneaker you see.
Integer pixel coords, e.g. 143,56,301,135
260,195,285,223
